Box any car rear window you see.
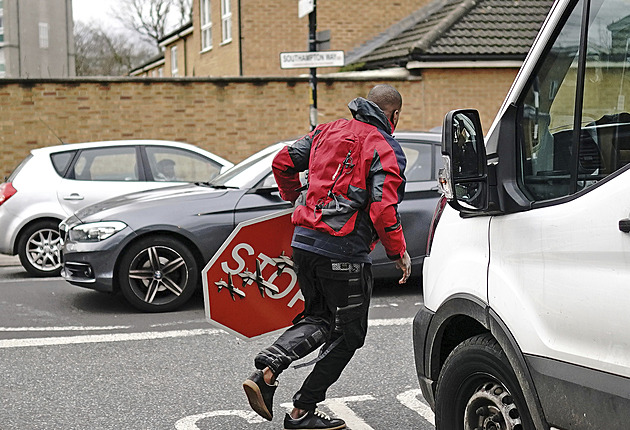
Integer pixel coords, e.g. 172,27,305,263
50,151,76,177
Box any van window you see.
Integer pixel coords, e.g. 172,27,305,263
518,0,630,201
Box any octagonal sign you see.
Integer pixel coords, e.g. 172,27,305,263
202,209,304,340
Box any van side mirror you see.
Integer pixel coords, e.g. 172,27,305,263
439,109,488,212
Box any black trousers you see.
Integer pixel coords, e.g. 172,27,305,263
254,248,373,411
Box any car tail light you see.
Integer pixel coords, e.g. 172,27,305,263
426,195,447,256
0,182,17,207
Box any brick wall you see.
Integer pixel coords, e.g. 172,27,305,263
0,70,517,179
240,0,431,77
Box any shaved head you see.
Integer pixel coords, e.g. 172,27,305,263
367,84,402,115
367,84,402,130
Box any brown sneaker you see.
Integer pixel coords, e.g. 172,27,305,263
243,370,277,421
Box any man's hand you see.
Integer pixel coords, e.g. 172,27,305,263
395,250,411,284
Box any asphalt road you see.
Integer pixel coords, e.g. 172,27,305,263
0,257,436,430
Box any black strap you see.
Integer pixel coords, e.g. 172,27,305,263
292,336,345,369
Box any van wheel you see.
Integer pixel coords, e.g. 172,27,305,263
117,236,198,312
434,333,534,430
17,220,62,277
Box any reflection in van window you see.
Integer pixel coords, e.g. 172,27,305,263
519,0,583,200
519,0,630,201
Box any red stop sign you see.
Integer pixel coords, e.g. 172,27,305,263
202,209,304,340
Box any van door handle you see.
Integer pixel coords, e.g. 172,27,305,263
619,218,630,233
63,193,84,201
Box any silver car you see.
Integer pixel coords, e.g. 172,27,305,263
0,140,233,277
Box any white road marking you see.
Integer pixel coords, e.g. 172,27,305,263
176,391,434,430
281,395,377,430
174,410,265,429
0,325,131,332
0,328,222,349
0,318,412,349
0,277,60,283
369,317,412,326
397,389,435,425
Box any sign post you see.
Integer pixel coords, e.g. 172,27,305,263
308,0,318,131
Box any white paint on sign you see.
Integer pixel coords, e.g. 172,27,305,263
280,51,345,69
298,0,314,18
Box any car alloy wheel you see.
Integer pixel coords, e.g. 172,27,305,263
118,236,198,312
18,220,62,277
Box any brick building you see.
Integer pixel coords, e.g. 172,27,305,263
3,0,557,180
0,0,75,78
132,0,431,77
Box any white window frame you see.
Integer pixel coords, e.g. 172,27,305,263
171,46,178,76
200,0,212,52
221,0,232,44
39,22,49,49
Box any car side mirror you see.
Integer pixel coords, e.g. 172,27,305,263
439,109,488,212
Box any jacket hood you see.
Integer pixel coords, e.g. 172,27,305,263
348,97,392,134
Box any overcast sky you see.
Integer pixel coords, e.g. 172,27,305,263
72,0,122,26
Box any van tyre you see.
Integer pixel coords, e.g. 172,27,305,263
18,220,62,277
117,236,198,312
434,333,535,430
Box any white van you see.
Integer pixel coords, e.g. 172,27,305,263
413,0,630,428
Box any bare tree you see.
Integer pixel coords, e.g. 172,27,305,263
111,0,192,50
74,21,156,76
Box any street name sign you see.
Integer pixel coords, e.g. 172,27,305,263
280,51,345,69
298,0,314,18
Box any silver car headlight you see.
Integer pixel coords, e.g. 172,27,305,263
68,221,127,242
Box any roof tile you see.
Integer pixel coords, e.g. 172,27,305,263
351,0,554,67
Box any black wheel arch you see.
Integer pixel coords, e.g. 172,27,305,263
112,230,206,294
423,293,550,430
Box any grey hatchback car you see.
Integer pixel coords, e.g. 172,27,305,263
0,140,233,276
60,132,442,312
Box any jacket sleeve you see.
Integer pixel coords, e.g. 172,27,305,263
272,132,314,202
368,133,407,260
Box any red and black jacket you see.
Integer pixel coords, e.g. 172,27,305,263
272,97,407,263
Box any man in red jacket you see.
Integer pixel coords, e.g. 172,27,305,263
243,84,411,430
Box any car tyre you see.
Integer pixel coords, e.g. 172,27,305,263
117,236,199,312
434,333,535,430
17,220,63,277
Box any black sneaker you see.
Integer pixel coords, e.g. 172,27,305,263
283,409,346,430
242,370,277,421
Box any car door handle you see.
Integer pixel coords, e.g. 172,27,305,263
619,218,630,233
63,193,84,201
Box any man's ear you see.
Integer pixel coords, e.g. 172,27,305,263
391,109,400,129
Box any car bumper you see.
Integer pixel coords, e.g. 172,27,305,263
61,228,135,293
0,206,22,255
412,303,436,410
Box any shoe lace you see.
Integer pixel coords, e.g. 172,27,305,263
313,409,332,420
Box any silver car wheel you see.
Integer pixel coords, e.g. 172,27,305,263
127,245,188,305
25,227,62,273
